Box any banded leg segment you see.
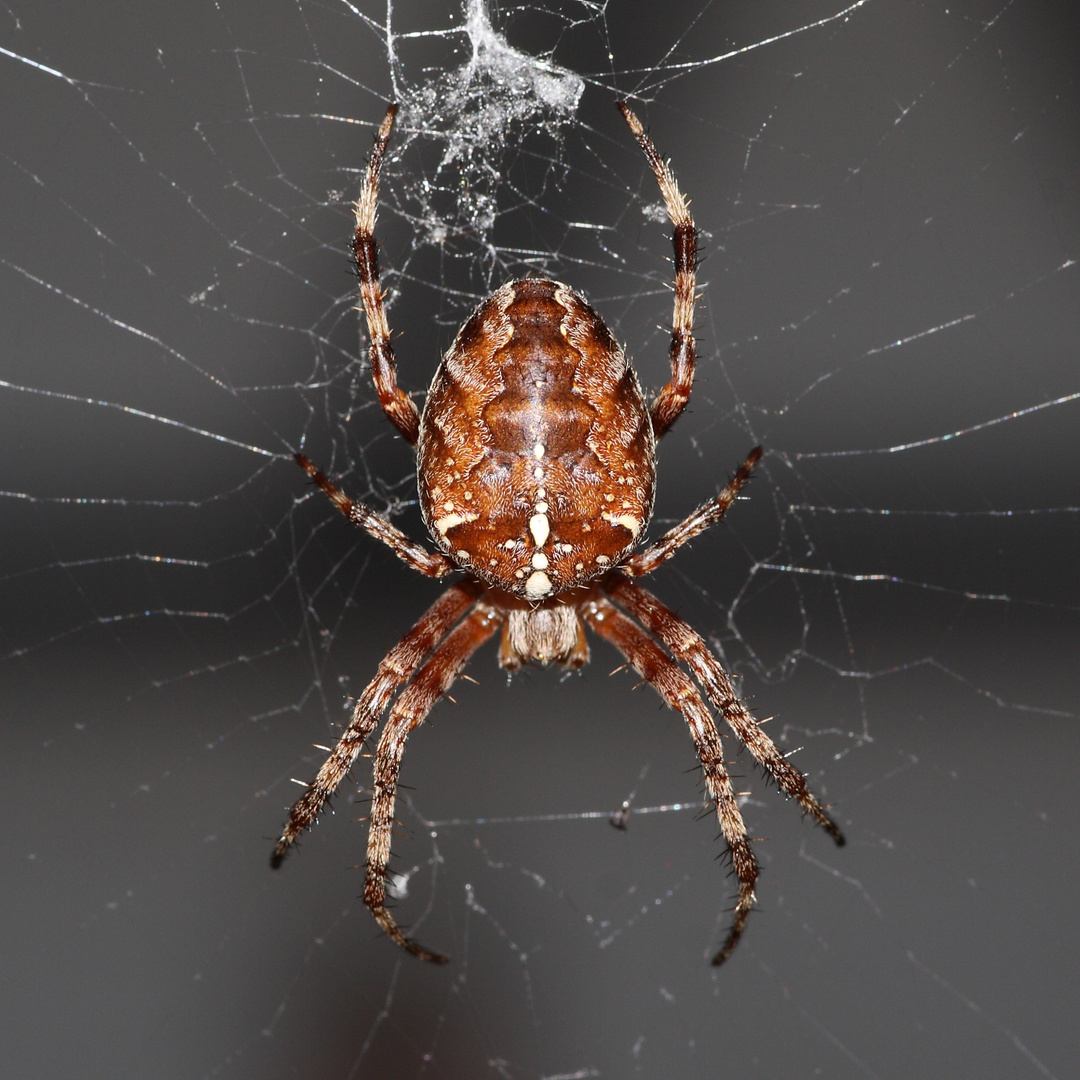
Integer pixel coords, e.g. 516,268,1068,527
619,102,698,439
364,601,503,963
296,454,455,578
605,576,845,846
582,595,758,965
353,104,421,445
271,582,479,866
622,447,762,578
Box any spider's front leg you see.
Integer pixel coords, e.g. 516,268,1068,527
582,595,759,965
271,582,479,865
273,456,459,859
609,443,845,848
606,576,846,847
364,601,502,963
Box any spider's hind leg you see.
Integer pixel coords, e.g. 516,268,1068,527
619,102,698,439
353,103,421,445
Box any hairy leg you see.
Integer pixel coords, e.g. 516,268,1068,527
618,102,697,439
582,594,758,965
296,454,454,577
364,601,502,962
271,582,479,865
353,104,421,444
621,447,761,578
606,576,845,846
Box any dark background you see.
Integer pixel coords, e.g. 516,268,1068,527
2,1,1078,1078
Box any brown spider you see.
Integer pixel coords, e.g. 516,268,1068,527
273,101,845,966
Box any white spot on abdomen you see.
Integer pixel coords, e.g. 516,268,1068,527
434,511,478,535
529,512,550,547
603,511,641,538
525,570,552,599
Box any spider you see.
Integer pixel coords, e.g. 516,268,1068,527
273,101,845,966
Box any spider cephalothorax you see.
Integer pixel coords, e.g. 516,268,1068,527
273,102,845,966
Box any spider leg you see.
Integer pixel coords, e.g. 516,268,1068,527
622,447,762,578
354,103,421,445
271,581,479,866
618,102,697,440
365,600,502,963
582,594,758,966
296,454,455,578
605,576,846,847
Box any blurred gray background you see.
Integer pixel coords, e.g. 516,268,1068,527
2,1,1078,1077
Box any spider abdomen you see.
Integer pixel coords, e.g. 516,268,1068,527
417,279,656,600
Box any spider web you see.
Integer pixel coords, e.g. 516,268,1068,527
2,1,1078,1077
